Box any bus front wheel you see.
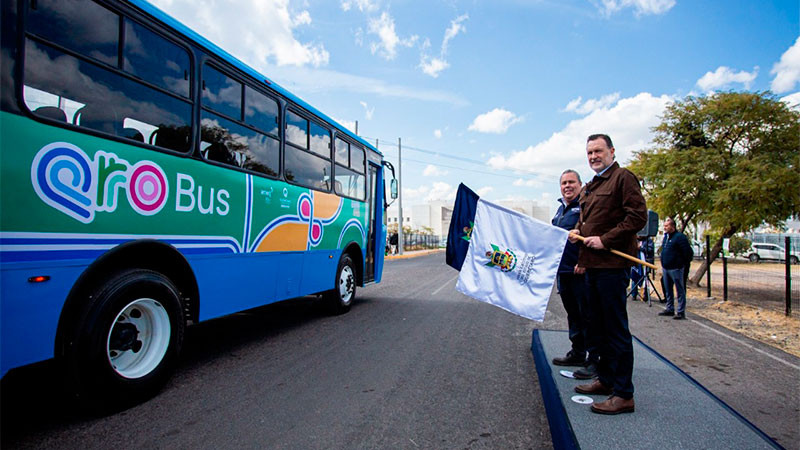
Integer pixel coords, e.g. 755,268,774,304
325,254,356,314
67,269,184,409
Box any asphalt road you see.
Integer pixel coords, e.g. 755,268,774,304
2,252,798,449
1,253,553,449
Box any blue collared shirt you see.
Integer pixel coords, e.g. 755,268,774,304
552,197,581,273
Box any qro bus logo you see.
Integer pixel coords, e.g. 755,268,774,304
31,142,169,223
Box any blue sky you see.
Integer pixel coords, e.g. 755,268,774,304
150,0,799,216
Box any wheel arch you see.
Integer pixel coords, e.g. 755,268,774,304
54,240,199,359
342,242,364,286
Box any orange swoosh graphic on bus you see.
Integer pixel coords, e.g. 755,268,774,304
255,223,308,252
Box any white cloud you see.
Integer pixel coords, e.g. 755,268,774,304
420,56,450,78
771,37,800,93
512,178,542,188
331,116,357,132
423,165,448,176
368,12,418,60
404,182,456,204
293,10,311,26
563,93,621,114
442,14,469,55
264,65,468,106
476,186,494,197
487,92,673,181
781,92,800,111
593,0,676,16
434,129,443,138
419,15,468,78
341,0,378,12
360,101,375,120
151,0,329,68
468,108,524,134
696,66,759,92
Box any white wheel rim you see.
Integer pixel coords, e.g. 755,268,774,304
338,265,355,304
106,298,171,379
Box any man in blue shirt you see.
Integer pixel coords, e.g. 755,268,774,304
551,170,598,379
658,217,694,320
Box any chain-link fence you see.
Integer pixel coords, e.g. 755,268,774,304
690,235,798,315
402,233,440,251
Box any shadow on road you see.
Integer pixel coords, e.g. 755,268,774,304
0,295,368,447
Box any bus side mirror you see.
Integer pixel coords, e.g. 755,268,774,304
390,179,398,199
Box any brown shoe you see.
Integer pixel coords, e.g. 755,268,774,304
590,395,635,415
574,379,612,395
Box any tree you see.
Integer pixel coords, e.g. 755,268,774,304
628,92,800,285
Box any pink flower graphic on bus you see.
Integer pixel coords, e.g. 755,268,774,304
298,194,324,246
31,142,169,222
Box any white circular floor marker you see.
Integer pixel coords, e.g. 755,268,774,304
571,395,593,404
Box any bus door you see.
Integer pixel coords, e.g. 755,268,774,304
364,163,379,282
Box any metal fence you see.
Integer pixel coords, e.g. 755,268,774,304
402,233,440,251
695,235,798,315
386,233,441,254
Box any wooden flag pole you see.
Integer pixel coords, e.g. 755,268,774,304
569,233,657,270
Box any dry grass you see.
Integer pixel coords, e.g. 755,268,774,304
686,284,800,358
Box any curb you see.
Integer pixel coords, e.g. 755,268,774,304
384,249,444,260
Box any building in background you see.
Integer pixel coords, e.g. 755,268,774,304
497,200,550,224
387,199,549,241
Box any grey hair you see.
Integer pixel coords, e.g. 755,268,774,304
560,169,582,184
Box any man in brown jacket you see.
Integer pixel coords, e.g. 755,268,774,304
569,134,647,415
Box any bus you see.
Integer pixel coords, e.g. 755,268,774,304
0,0,397,406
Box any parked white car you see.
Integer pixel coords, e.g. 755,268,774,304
746,243,799,264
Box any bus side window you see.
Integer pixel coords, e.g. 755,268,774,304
200,113,279,177
284,110,332,191
23,0,192,152
124,19,190,98
27,0,119,66
334,139,366,200
203,64,241,120
34,106,67,122
286,110,308,149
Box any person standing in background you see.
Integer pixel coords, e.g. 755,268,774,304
658,217,694,320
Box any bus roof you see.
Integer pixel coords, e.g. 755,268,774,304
126,0,381,156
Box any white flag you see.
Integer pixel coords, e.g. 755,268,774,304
456,199,569,321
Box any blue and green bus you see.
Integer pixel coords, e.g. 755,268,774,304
0,0,396,406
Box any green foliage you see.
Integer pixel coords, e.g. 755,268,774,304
628,92,799,283
629,91,800,235
729,236,752,256
700,231,751,257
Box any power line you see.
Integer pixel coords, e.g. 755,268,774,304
364,135,559,182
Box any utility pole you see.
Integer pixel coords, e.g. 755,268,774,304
355,120,358,135
397,137,404,255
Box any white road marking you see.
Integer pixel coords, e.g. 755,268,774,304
431,274,460,296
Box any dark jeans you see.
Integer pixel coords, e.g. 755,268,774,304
558,272,597,362
663,267,686,314
585,268,634,399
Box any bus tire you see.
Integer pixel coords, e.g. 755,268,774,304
67,269,184,409
325,254,356,314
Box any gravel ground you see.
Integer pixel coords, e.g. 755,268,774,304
647,258,800,358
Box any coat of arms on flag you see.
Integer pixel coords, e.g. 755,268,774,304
446,184,569,322
485,244,517,272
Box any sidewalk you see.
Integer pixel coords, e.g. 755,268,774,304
384,248,444,260
543,288,800,448
532,329,782,449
